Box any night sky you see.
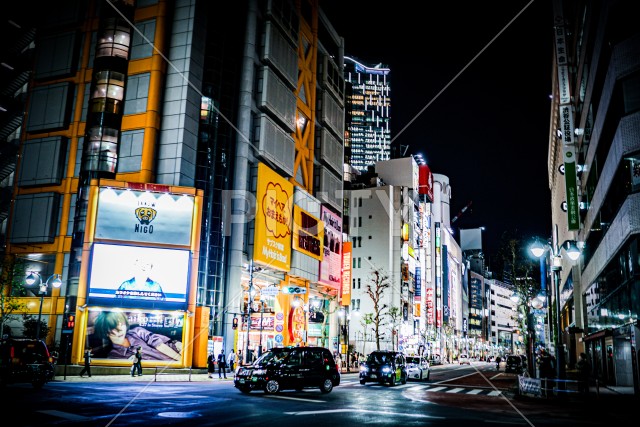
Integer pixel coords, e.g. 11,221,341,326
324,0,554,262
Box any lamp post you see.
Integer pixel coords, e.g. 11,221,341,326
530,238,581,380
25,272,62,340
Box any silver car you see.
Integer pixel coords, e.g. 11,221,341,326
405,355,430,381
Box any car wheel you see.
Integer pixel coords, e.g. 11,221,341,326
265,379,280,394
426,371,430,381
388,375,396,387
320,378,334,393
401,373,407,385
239,387,251,394
360,379,366,385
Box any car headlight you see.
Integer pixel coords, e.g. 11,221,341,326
381,366,392,374
360,365,368,373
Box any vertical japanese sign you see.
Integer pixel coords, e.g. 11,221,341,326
341,242,352,307
253,163,293,271
554,0,580,230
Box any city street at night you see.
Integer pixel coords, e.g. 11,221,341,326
2,362,634,427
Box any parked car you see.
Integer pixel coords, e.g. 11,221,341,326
505,354,525,374
359,350,407,386
0,338,56,388
233,346,340,394
458,353,471,365
429,353,442,366
406,355,430,381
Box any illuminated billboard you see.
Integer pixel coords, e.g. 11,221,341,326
87,243,190,310
85,309,184,363
94,187,195,246
318,206,342,288
292,206,323,261
253,163,293,271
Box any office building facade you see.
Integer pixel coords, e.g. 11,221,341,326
2,0,346,369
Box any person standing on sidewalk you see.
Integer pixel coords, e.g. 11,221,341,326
207,351,216,378
227,349,237,373
217,349,227,378
576,352,591,394
131,346,143,377
79,349,92,378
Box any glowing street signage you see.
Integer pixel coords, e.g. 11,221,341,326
553,1,580,231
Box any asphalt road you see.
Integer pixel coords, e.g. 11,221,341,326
1,362,634,427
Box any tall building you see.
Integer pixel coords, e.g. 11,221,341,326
344,56,391,172
548,0,639,392
2,0,346,370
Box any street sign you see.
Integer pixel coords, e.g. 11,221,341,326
260,286,280,296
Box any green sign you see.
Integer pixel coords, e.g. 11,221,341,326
563,146,580,230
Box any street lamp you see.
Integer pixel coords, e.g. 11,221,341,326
25,272,62,341
530,238,581,380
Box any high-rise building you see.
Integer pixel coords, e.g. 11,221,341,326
548,0,639,392
344,56,391,172
2,0,345,370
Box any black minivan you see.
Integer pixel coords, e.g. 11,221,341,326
359,350,407,386
0,338,56,388
234,346,340,394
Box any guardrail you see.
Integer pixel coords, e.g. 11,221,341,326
518,375,589,398
153,366,194,382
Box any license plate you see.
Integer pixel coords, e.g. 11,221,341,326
238,379,245,384
370,374,377,379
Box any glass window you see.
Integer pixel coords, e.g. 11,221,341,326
96,18,131,59
124,73,150,114
130,19,156,59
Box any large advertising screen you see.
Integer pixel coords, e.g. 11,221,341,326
88,243,190,310
85,309,184,363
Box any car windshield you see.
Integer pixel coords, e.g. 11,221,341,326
255,348,292,366
367,352,391,364
406,357,421,364
507,356,521,364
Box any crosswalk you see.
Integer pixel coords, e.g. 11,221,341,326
340,380,504,397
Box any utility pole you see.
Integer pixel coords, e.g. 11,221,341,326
243,259,254,365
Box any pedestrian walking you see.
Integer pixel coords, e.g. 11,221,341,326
131,346,143,377
207,351,216,378
237,349,243,366
227,349,237,372
217,349,227,378
80,349,92,378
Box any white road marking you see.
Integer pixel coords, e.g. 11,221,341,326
284,408,444,419
446,388,465,393
426,386,447,392
466,389,483,395
38,410,91,421
265,395,325,403
488,390,502,396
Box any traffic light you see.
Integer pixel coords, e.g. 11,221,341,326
282,286,306,294
232,317,239,329
65,314,75,329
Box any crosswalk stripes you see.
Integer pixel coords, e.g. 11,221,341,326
340,380,505,397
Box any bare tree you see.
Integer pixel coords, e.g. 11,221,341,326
387,306,401,351
360,313,373,356
364,269,391,351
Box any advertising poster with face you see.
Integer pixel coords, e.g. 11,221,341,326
318,206,342,289
85,309,184,362
88,243,190,310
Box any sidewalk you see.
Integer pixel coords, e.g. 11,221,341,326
53,365,232,383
